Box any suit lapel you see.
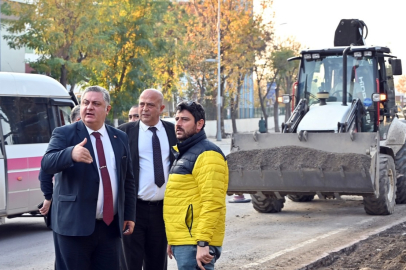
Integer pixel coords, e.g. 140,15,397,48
162,120,177,145
162,120,177,165
76,121,98,172
106,125,122,182
134,121,140,160
128,121,139,168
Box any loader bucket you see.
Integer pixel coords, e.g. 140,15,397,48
227,132,379,197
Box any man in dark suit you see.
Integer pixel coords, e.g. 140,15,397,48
41,86,136,270
118,88,177,270
39,105,81,217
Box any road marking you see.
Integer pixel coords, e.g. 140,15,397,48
355,217,375,225
242,228,347,268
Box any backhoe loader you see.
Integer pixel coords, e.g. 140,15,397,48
227,19,406,215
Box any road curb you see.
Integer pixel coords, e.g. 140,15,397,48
298,216,406,270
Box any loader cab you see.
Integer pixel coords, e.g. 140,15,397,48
293,46,400,136
376,57,400,140
297,49,376,105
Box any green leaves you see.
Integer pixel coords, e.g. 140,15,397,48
0,0,301,123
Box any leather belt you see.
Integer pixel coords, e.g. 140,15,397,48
137,199,163,206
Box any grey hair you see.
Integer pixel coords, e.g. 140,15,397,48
82,86,110,106
70,105,81,122
131,105,139,109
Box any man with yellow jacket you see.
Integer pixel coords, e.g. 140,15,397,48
164,101,229,270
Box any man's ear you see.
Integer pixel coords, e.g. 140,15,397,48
106,105,112,114
160,104,165,113
196,119,204,132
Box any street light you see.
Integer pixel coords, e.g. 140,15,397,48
216,0,221,141
0,6,2,71
205,1,221,141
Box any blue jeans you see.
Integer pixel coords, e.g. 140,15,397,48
171,245,222,270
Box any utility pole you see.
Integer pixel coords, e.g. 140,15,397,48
216,0,222,141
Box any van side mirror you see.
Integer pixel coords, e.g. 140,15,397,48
390,59,402,75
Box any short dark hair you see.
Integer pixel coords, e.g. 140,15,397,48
176,101,205,129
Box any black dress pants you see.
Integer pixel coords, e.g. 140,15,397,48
123,200,167,270
53,217,120,270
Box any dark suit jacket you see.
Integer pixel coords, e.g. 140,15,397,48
117,119,177,198
39,169,54,201
41,121,136,237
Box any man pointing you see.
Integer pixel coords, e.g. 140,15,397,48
41,86,136,270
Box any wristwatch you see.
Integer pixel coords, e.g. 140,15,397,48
197,241,209,247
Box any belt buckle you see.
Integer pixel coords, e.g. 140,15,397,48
147,200,161,205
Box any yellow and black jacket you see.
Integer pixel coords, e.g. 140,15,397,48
164,130,229,246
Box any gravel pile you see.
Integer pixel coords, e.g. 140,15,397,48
227,145,371,172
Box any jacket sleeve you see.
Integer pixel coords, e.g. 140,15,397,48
193,150,229,243
123,135,137,222
41,127,75,175
39,169,54,200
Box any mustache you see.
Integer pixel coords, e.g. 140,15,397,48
176,127,184,132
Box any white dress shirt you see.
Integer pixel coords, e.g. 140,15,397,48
85,125,118,219
138,120,170,201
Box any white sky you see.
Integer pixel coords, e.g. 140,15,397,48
268,0,405,71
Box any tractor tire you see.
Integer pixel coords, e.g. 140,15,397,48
363,154,396,215
250,193,285,213
287,195,315,202
395,143,406,204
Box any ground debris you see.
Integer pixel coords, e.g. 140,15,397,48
227,146,371,172
306,222,406,270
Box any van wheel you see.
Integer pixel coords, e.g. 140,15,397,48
363,154,396,215
287,195,315,202
250,193,285,213
395,143,406,204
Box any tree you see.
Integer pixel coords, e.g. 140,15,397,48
172,0,258,136
171,1,218,106
251,2,301,133
250,1,275,132
222,2,259,134
1,0,105,92
396,75,406,94
86,0,172,119
270,38,301,125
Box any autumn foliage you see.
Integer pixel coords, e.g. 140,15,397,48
1,0,302,125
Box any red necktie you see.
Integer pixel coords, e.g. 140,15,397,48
92,132,114,226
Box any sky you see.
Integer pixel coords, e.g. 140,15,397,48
267,0,406,74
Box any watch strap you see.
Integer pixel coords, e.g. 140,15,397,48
197,241,209,247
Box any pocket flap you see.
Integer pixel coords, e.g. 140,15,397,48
59,195,77,201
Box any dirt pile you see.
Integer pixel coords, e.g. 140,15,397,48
308,222,406,270
227,146,371,172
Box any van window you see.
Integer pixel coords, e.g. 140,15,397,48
0,97,52,145
58,106,72,126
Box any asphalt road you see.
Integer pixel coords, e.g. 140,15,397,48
2,196,406,270
2,138,406,270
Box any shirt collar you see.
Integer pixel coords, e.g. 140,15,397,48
85,124,108,138
140,119,163,132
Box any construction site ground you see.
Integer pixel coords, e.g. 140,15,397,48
306,220,406,270
2,137,406,270
202,137,406,270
